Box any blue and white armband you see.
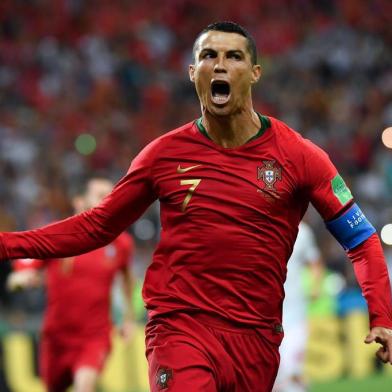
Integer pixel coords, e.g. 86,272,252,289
325,203,376,251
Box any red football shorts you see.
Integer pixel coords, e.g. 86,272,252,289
146,312,280,392
40,335,111,392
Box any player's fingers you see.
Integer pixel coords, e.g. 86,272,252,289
365,332,376,344
376,346,389,363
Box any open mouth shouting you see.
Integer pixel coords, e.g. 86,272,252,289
211,80,231,105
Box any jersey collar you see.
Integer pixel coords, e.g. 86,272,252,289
195,113,271,144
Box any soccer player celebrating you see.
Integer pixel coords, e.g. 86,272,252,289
7,178,135,392
1,22,392,392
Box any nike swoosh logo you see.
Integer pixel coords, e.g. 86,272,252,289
177,164,202,174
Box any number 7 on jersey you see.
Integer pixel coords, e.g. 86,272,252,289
180,179,201,211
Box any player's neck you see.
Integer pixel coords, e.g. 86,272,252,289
201,109,261,148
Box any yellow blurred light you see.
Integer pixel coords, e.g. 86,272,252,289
381,224,392,245
382,127,392,149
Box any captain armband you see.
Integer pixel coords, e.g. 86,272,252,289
325,203,376,251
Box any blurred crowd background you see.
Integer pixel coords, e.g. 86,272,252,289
0,0,391,390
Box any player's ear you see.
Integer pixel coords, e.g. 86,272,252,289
189,64,195,83
251,64,261,85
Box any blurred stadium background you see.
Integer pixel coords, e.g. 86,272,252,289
0,0,391,391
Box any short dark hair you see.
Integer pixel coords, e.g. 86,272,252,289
193,21,258,65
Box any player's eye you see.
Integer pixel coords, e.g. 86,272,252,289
201,51,216,59
228,52,242,60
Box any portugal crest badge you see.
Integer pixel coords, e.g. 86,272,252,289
257,160,282,191
156,367,173,390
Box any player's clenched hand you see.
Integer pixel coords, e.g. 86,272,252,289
365,327,392,364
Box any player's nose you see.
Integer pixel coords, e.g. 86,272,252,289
213,54,227,73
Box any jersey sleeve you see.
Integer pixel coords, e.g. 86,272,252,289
302,140,353,221
348,233,392,329
0,142,159,260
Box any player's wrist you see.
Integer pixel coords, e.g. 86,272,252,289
370,319,392,330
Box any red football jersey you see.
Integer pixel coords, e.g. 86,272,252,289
1,116,391,340
14,233,133,343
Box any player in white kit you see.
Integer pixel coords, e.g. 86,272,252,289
273,222,323,392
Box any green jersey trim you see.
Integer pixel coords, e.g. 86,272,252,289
195,113,271,143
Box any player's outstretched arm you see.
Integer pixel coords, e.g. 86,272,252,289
302,132,392,363
0,145,158,261
347,233,392,365
325,203,392,364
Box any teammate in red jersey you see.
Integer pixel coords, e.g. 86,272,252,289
7,177,135,392
1,21,392,392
